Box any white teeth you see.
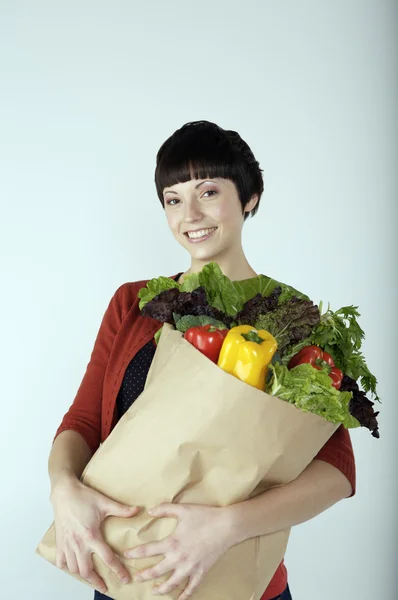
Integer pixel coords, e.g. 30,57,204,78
187,227,217,239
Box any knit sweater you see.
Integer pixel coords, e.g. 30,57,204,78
54,275,356,600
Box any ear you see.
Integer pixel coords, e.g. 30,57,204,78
244,194,259,214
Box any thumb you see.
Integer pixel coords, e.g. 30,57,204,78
104,499,141,518
147,503,180,518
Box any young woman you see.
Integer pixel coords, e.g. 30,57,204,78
48,120,355,600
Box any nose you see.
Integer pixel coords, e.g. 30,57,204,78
183,198,203,222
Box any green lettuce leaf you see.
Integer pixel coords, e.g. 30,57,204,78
139,262,310,319
234,276,310,306
181,263,310,316
181,263,240,316
138,277,179,310
154,326,163,345
266,362,361,428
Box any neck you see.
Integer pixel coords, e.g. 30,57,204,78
181,244,259,283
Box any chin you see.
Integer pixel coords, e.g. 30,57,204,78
175,231,230,262
189,247,225,262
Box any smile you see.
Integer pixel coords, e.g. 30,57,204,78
184,227,218,243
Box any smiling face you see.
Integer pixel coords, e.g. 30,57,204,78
162,177,258,268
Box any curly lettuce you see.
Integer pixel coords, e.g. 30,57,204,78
266,362,361,429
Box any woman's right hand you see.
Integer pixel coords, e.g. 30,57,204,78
50,475,141,595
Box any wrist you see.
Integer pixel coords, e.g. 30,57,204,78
49,471,80,504
220,503,246,548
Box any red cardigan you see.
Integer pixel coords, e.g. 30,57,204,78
54,277,356,600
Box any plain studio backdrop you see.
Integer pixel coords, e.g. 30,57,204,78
0,1,396,599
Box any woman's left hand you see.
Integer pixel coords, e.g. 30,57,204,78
123,502,235,599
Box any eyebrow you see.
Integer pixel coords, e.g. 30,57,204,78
163,180,218,197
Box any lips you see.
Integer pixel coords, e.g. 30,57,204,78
184,227,218,239
184,227,218,243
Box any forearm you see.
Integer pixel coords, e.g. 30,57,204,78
225,459,353,546
48,430,92,494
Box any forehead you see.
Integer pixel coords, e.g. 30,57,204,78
163,177,229,195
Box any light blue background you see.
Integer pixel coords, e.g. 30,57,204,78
0,1,396,599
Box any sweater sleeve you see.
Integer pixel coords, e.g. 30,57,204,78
313,425,356,498
53,283,128,455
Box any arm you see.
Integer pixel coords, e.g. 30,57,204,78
121,430,355,598
48,428,140,594
225,458,352,546
53,282,128,455
121,460,352,598
48,430,92,495
47,283,137,594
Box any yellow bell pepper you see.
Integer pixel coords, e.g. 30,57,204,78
217,325,278,390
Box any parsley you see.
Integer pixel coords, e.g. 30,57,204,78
312,302,380,402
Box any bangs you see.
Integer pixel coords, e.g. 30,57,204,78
155,124,239,202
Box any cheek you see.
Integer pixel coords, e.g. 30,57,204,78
212,199,241,224
165,211,179,233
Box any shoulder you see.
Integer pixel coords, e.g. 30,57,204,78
109,279,149,317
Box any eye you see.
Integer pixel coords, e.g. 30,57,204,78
166,198,180,206
202,190,217,198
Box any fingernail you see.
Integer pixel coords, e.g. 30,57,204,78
122,576,130,584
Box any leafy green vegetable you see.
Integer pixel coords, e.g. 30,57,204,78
233,275,310,306
235,287,282,326
254,298,321,355
138,262,310,317
154,326,163,345
311,302,380,402
141,287,232,327
174,314,229,334
138,277,179,310
138,265,380,410
340,374,380,437
181,263,241,316
266,362,361,429
277,285,311,305
279,337,314,367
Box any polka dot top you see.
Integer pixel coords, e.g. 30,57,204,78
116,272,183,420
116,339,157,418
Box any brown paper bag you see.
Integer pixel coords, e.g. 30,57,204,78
36,322,338,600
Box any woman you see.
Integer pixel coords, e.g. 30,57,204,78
48,120,355,600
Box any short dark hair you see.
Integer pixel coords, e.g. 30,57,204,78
154,120,264,220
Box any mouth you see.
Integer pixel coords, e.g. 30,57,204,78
184,227,218,243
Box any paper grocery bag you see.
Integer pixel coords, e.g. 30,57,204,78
36,322,338,600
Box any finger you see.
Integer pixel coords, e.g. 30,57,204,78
94,541,131,584
55,550,67,570
64,546,79,575
76,552,108,594
125,540,167,560
177,571,203,600
148,503,182,518
152,569,190,596
133,558,173,583
103,500,141,519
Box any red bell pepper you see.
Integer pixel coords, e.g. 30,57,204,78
184,324,228,363
288,345,343,390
